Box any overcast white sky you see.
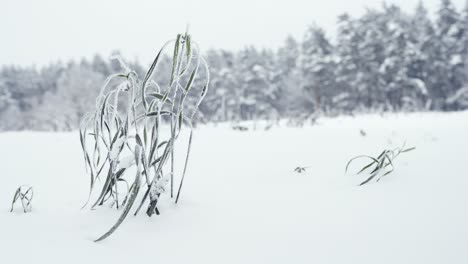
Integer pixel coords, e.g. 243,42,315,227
0,0,465,66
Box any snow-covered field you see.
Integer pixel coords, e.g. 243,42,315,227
1,112,467,264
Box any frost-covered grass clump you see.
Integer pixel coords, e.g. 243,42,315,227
79,32,209,242
345,144,415,186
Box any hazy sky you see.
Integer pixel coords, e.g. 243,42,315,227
0,0,465,66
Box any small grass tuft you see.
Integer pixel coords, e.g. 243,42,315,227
345,143,415,186
10,185,33,213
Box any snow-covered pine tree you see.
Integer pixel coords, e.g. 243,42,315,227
300,25,336,114
335,11,389,112
259,48,283,120
235,46,276,121
35,63,105,130
355,9,390,111
334,13,360,113
446,0,468,109
431,0,463,110
91,54,111,76
457,1,468,60
378,5,428,111
202,49,239,122
406,1,434,110
276,35,302,117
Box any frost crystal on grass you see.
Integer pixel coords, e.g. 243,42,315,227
154,176,170,194
109,137,126,160
118,155,135,169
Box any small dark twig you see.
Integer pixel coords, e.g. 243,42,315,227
294,165,312,173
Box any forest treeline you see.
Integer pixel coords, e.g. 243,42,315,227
1,0,468,130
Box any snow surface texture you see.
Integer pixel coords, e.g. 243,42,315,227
1,112,467,263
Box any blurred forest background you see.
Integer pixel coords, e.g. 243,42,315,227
1,0,468,131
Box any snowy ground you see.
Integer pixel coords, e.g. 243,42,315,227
1,111,467,264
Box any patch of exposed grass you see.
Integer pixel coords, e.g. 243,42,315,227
10,185,33,213
345,144,415,186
